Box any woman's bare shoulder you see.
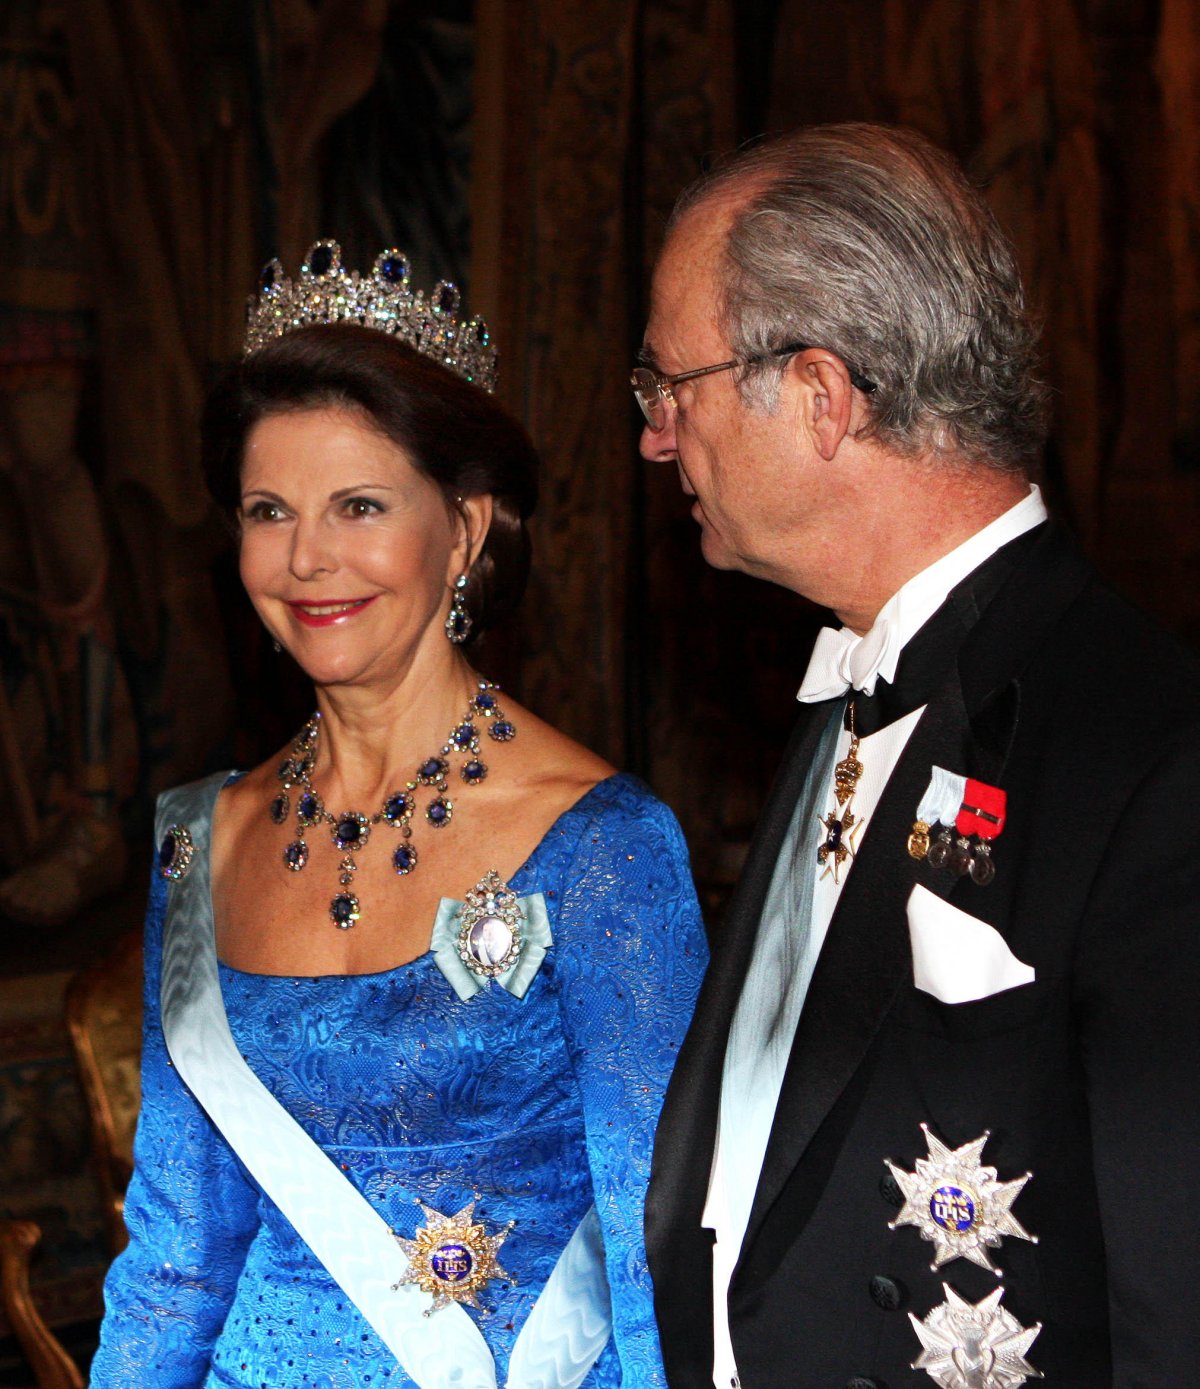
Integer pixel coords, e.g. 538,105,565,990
499,697,616,797
211,749,289,843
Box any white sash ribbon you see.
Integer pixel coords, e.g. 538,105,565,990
156,775,612,1389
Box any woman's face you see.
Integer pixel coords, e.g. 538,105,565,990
238,406,469,690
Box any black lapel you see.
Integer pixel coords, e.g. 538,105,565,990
739,524,1094,1254
647,697,838,1264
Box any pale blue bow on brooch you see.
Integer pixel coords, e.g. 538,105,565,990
431,892,553,1002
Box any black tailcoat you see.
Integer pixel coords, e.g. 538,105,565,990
647,527,1200,1388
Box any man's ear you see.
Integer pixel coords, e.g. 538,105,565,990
792,351,857,461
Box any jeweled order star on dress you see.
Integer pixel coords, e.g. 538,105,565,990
886,1125,1037,1274
392,1200,514,1314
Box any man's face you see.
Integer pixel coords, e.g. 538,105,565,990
639,200,812,584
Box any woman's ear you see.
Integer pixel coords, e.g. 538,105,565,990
452,493,494,576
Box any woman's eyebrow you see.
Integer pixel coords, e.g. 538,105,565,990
327,483,397,500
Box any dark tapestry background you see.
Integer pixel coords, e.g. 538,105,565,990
5,0,1198,923
1,0,1198,1369
0,0,1194,972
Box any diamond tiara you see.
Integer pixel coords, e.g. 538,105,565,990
244,239,498,393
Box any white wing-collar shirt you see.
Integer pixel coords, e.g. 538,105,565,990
795,484,1049,702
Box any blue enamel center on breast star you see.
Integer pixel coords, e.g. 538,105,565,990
930,1184,977,1232
430,1242,474,1284
392,1200,515,1312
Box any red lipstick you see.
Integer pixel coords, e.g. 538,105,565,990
285,596,378,628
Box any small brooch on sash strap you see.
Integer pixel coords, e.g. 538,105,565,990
157,824,195,881
910,1284,1043,1387
392,1199,515,1314
885,1124,1036,1274
430,875,552,1001
908,768,1007,886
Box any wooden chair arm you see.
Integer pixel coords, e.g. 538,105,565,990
0,1220,84,1389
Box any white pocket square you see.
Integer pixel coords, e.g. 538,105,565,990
906,884,1035,1004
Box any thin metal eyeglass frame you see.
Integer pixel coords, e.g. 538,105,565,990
631,339,878,431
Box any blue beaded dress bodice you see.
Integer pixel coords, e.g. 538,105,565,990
91,774,707,1389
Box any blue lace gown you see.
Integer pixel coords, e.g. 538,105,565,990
91,773,707,1389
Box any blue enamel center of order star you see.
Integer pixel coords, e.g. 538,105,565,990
430,1242,474,1285
930,1184,977,1232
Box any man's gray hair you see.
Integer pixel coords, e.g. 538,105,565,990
672,123,1049,473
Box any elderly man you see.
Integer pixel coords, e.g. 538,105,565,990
639,124,1200,1389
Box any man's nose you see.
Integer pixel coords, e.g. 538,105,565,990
639,410,677,463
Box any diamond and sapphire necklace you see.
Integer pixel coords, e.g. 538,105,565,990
269,679,516,928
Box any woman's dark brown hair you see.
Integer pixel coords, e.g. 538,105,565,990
201,323,538,646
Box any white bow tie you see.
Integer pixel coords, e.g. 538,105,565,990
795,617,903,703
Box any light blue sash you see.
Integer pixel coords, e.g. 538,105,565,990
156,775,612,1389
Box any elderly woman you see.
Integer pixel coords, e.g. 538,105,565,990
91,245,707,1389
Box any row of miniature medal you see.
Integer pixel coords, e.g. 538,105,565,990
907,767,1007,886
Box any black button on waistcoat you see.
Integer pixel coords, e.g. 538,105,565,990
868,1274,906,1310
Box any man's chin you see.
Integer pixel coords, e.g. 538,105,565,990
697,527,737,572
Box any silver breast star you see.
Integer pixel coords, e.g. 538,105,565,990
910,1283,1042,1387
886,1125,1037,1274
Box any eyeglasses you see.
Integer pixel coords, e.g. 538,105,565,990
630,340,877,431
